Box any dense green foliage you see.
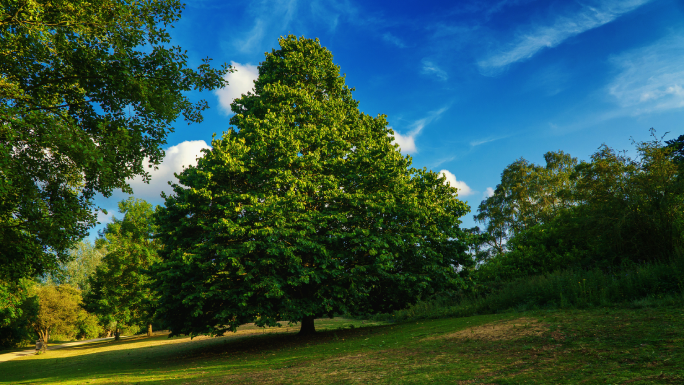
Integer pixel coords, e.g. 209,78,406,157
474,133,683,281
666,134,684,163
30,284,82,345
474,151,578,259
153,36,472,336
375,259,684,323
0,279,37,348
85,198,159,338
0,0,229,283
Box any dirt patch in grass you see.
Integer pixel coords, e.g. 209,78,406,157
426,317,547,342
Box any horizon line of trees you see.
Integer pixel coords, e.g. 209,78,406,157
472,130,684,287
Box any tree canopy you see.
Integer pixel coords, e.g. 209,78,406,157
474,151,578,257
473,132,683,282
85,198,159,338
153,35,472,336
30,284,81,347
0,0,229,282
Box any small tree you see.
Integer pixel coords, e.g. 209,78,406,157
153,36,472,336
85,198,160,339
31,285,81,348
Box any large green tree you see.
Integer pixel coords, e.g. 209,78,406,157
85,198,159,338
153,36,472,336
0,0,229,282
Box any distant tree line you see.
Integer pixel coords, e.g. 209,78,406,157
473,130,683,286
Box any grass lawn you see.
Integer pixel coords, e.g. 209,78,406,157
1,307,682,384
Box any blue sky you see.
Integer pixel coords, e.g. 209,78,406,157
91,0,684,237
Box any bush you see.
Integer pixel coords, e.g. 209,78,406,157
374,258,684,323
121,324,140,336
75,311,103,340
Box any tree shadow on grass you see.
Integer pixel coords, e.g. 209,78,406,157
0,320,393,384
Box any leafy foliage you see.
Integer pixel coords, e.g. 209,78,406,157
474,151,578,258
666,133,684,164
0,279,38,348
474,131,683,282
30,284,82,345
0,0,230,282
85,198,159,337
43,240,106,296
153,36,472,336
74,311,103,340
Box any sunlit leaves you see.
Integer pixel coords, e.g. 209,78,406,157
153,36,472,337
0,0,229,282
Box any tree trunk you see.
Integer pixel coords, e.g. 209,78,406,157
147,323,153,337
114,328,121,341
38,329,49,351
298,316,316,336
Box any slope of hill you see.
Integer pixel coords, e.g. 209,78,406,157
1,309,682,384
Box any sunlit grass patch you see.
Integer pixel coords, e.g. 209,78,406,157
1,310,683,384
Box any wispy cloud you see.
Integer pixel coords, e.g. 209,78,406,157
236,18,268,54
439,169,473,196
214,61,259,115
608,33,684,114
484,187,495,198
478,0,651,73
470,134,511,147
421,59,448,81
382,32,406,48
432,155,456,168
233,0,359,53
391,107,449,154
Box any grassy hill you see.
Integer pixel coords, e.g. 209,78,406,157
1,307,682,384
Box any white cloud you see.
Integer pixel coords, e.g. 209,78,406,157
214,61,259,114
478,0,651,73
439,169,473,196
390,107,449,154
392,130,417,153
607,34,684,114
484,187,495,198
382,32,406,48
421,59,448,81
127,140,211,201
95,208,112,225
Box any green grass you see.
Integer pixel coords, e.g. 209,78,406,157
1,308,683,384
374,260,684,324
